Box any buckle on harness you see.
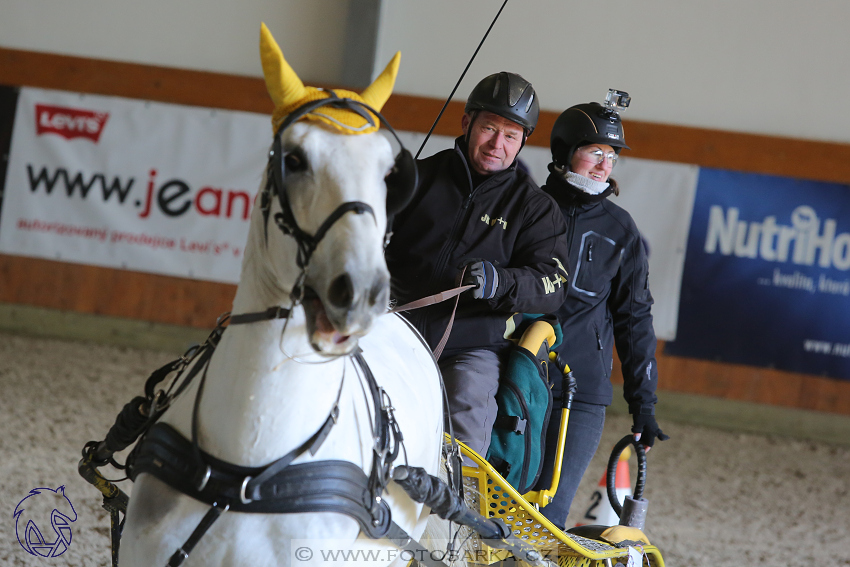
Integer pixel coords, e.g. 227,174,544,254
240,476,254,504
196,465,212,492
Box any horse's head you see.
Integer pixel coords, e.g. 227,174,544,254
255,24,415,355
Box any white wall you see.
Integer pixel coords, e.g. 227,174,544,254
377,0,850,145
3,0,849,143
0,0,347,85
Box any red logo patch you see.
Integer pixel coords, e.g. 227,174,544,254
35,104,110,142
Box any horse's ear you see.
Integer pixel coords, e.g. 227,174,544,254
260,22,307,110
360,52,400,113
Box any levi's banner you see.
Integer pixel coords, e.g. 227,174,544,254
665,168,850,380
0,87,271,283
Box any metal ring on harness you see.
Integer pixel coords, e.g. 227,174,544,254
196,465,212,492
239,476,253,505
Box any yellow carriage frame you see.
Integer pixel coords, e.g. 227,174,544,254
449,320,665,567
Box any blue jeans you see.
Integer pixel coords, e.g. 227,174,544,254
536,401,606,530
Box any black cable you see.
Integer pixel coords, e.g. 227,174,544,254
414,0,511,159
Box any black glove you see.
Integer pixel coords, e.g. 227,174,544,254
631,413,669,448
462,260,500,300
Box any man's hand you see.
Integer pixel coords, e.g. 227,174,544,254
631,413,669,449
462,260,500,300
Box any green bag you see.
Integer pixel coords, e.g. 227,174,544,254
486,315,562,494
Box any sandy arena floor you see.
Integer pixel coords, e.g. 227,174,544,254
1,332,848,566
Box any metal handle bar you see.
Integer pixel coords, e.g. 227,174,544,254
606,435,647,518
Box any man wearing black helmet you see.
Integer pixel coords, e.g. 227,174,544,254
386,72,569,458
534,92,668,530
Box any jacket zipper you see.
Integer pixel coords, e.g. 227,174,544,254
431,156,486,289
431,192,474,289
564,205,578,289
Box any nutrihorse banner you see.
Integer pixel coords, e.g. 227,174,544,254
666,168,850,380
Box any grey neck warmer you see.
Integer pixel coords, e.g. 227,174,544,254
566,170,610,195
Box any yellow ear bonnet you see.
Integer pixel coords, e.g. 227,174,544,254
260,23,400,135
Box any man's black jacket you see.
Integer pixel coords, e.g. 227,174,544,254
543,180,659,415
386,138,569,358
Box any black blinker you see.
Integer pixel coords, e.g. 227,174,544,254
385,147,417,215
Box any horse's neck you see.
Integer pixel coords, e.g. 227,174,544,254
196,318,353,465
230,218,292,316
180,232,368,467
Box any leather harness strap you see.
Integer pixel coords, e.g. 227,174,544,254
131,424,390,530
166,502,229,567
228,306,291,325
131,424,451,567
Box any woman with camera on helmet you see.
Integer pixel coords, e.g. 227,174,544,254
534,93,668,530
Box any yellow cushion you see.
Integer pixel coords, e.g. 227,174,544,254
600,525,651,546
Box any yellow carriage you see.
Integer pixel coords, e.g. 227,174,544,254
448,318,665,567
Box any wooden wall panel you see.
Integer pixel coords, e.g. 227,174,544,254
0,47,274,116
6,46,850,184
2,46,849,414
0,255,235,328
611,343,850,415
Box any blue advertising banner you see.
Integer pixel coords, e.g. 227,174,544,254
665,168,850,380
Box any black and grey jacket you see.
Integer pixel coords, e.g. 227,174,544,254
542,173,659,415
386,138,569,358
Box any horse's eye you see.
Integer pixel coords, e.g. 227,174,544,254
384,164,398,181
284,152,304,171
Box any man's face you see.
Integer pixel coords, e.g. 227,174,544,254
462,111,524,175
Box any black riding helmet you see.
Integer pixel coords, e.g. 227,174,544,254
465,72,539,135
550,102,630,168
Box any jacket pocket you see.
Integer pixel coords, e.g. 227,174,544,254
573,231,623,297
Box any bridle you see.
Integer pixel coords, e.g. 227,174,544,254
259,91,418,271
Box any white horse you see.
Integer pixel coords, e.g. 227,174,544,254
118,25,446,567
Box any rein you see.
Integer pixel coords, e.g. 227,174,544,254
390,266,475,360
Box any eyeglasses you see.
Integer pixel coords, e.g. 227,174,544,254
575,147,618,166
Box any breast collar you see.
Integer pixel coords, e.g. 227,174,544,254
126,310,409,566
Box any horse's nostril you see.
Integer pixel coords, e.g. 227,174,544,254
369,276,389,307
327,274,354,309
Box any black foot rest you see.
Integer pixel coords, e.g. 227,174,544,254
567,525,610,542
568,524,651,548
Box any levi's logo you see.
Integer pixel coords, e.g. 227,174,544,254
35,104,109,142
